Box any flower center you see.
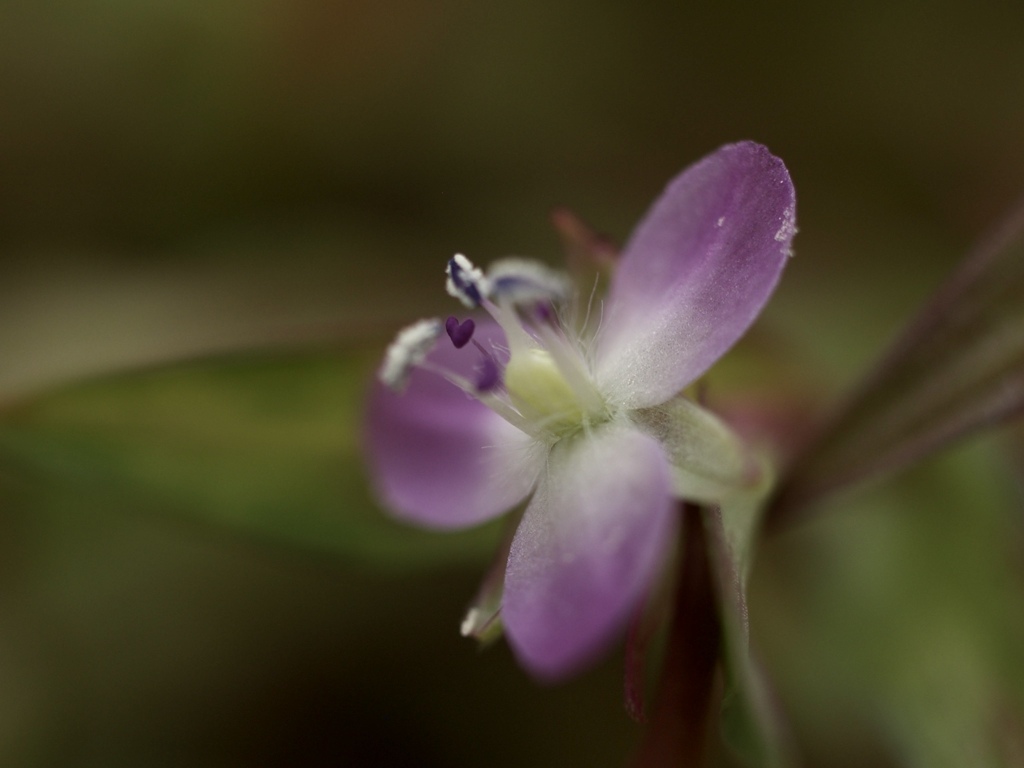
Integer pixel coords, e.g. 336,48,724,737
504,347,585,433
380,254,612,439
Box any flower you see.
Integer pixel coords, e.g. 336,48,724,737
364,142,796,680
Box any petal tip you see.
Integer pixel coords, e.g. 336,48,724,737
594,140,797,406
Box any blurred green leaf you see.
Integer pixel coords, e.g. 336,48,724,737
771,198,1024,525
0,350,502,570
756,437,1024,766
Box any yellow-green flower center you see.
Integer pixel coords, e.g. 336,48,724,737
505,347,594,435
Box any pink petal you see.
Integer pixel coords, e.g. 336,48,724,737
595,141,796,408
364,323,544,528
502,421,677,680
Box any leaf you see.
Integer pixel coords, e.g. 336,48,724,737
704,495,797,768
759,437,1024,766
770,197,1024,524
0,350,502,569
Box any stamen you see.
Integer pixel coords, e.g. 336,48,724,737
379,318,443,391
486,258,571,306
446,254,488,308
445,316,476,349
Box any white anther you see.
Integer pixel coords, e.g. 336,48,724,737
446,253,489,308
486,258,571,305
379,318,443,390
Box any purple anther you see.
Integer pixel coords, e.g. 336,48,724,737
474,355,501,392
533,302,557,325
445,316,476,349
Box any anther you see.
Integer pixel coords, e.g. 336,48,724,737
446,254,488,308
486,258,570,306
379,318,443,391
474,355,501,392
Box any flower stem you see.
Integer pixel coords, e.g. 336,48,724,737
630,502,721,767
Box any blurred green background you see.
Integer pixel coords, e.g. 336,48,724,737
1,1,1023,765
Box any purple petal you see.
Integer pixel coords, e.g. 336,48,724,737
595,142,796,409
502,421,677,680
364,322,544,528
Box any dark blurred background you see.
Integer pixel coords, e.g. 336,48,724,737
1,1,1023,765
